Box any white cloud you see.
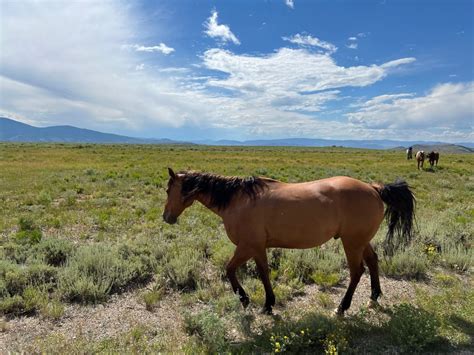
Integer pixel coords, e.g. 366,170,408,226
196,48,420,138
348,36,357,41
134,43,174,54
282,34,337,53
285,0,295,9
346,43,358,49
0,1,201,132
381,57,416,69
204,10,240,45
359,93,415,107
203,48,414,95
347,82,474,136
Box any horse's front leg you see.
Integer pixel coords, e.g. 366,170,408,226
254,251,275,314
226,245,253,308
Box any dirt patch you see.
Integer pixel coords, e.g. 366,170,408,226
1,288,187,352
0,275,435,352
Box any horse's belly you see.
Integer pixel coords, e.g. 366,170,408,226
264,202,338,248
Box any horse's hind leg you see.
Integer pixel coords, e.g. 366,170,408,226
363,244,382,306
336,244,365,315
254,251,275,314
226,245,253,308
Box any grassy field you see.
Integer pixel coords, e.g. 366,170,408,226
1,143,473,353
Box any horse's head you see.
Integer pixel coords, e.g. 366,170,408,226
162,168,194,224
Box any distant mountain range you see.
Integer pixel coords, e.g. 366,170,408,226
0,117,181,144
1,117,472,152
195,138,474,151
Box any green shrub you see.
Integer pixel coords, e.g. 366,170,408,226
40,299,65,320
29,326,162,354
59,246,126,303
117,240,164,283
316,292,334,309
15,229,42,244
58,243,157,303
0,278,7,299
380,248,429,279
25,263,58,289
141,288,164,311
184,310,228,353
0,287,48,316
310,271,341,288
18,217,35,231
37,190,52,205
65,190,77,206
1,261,57,296
433,272,459,288
15,217,42,244
239,312,348,354
1,260,27,295
439,246,473,273
386,303,439,352
2,241,32,263
209,237,234,274
164,247,204,291
0,295,26,315
22,286,48,313
279,248,343,284
415,280,472,347
35,238,74,266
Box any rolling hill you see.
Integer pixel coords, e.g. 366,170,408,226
0,117,179,144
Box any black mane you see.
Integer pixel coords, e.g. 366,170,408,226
179,171,269,210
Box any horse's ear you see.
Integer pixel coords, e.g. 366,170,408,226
168,167,176,179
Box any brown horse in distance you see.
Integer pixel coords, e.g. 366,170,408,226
416,151,425,170
427,151,439,167
163,169,415,315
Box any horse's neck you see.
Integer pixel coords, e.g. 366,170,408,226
195,193,224,218
194,192,239,221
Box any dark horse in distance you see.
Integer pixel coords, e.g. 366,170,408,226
163,169,415,315
427,151,439,167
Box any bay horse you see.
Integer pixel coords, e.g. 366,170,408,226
416,151,425,170
163,169,415,315
427,151,439,167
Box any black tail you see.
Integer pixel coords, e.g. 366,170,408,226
376,179,416,256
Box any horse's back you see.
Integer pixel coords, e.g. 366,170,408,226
259,177,384,248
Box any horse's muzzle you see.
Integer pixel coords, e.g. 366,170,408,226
162,211,177,225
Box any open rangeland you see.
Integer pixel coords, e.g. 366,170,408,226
1,143,473,353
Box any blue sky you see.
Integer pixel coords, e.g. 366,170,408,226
0,0,472,142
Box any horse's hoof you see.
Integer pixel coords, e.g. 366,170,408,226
261,306,273,315
367,299,380,309
333,308,344,317
240,296,250,309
